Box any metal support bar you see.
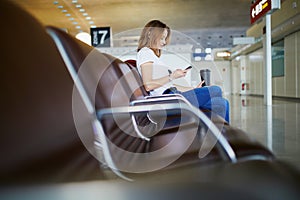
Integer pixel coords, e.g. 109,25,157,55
264,14,272,106
97,103,237,163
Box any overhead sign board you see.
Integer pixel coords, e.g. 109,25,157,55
250,0,280,24
91,27,111,47
233,37,255,45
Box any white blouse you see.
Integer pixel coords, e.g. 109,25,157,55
136,47,172,96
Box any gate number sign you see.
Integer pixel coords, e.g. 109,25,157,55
250,0,280,24
91,27,111,47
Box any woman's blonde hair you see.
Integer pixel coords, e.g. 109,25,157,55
137,20,171,57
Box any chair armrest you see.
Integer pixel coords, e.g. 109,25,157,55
130,94,193,107
97,102,237,163
130,96,195,138
144,93,185,99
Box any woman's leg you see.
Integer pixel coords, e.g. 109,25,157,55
206,85,223,98
182,87,210,108
182,87,230,122
202,97,230,123
181,86,223,108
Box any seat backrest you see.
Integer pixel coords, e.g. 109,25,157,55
0,0,104,183
124,59,150,97
101,54,148,101
46,26,152,153
47,26,144,110
124,59,137,67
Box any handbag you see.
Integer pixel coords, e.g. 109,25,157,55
163,87,179,94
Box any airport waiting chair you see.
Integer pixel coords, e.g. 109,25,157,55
46,25,277,181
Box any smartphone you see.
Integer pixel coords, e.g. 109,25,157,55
200,76,206,87
185,66,192,70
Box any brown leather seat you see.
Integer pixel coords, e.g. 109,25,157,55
0,0,104,183
46,24,277,179
123,59,150,96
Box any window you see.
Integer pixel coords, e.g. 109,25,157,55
272,40,284,77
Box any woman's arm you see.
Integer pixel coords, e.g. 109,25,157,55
173,84,193,92
141,62,188,92
140,62,171,92
174,79,205,92
175,80,205,92
141,62,201,92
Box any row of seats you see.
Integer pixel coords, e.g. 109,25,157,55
46,25,278,177
1,1,300,199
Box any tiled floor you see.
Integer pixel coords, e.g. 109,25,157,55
228,95,300,170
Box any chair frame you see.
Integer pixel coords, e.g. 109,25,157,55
49,27,274,181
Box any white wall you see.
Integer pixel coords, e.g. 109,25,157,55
272,31,299,98
248,51,264,95
231,30,300,99
298,31,300,98
230,58,241,94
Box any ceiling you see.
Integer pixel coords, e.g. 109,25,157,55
10,0,253,49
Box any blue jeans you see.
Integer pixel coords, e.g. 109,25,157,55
181,86,230,123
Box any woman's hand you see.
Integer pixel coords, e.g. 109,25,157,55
196,80,205,88
170,69,188,80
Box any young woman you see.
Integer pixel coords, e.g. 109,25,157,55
136,20,230,122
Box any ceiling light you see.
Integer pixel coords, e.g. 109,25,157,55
205,48,212,54
76,4,82,8
85,16,91,20
62,9,68,13
89,21,94,24
65,13,71,17
83,13,88,16
79,9,85,12
57,5,63,9
75,26,81,29
53,1,59,5
216,51,231,58
72,0,78,3
69,17,75,21
75,32,91,46
72,21,78,25
90,25,97,28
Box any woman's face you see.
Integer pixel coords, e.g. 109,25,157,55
156,28,168,49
